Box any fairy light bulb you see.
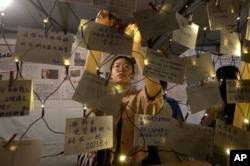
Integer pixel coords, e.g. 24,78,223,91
119,154,126,162
144,59,149,65
244,118,249,124
41,104,45,108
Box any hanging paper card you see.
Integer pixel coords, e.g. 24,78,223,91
0,80,34,117
0,44,15,71
186,80,223,113
171,13,199,50
214,119,247,149
77,21,133,55
166,118,213,160
133,114,170,146
220,30,241,57
14,27,73,66
158,36,188,55
93,0,136,17
226,79,250,103
64,116,113,155
0,139,42,166
185,52,215,83
206,0,238,31
133,6,178,41
72,71,125,115
143,49,185,84
212,54,241,72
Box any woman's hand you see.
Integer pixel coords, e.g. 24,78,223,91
125,23,142,50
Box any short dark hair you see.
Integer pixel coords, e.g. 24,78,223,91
110,56,135,73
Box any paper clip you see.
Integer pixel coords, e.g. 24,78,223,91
3,133,18,149
8,71,15,88
148,2,157,11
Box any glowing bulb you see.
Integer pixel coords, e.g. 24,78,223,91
14,58,19,62
119,154,126,162
0,0,12,11
144,59,149,65
41,104,45,108
204,113,208,117
9,145,17,151
244,119,249,124
237,17,240,20
225,148,230,155
203,27,207,31
43,19,48,23
64,59,70,66
169,38,172,42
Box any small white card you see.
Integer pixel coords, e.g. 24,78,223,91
0,139,42,166
206,0,238,30
0,80,34,117
14,27,73,66
212,54,241,72
186,80,224,113
220,30,241,57
171,13,199,50
133,7,178,41
226,79,250,103
64,116,113,155
93,0,136,17
166,118,213,160
185,52,215,83
72,71,125,115
133,114,171,146
76,21,133,55
214,119,247,149
143,49,185,84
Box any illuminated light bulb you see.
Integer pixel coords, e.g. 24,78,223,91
14,58,19,62
220,78,223,82
0,0,13,11
119,154,126,162
1,12,5,16
41,104,45,108
244,118,249,124
9,145,17,151
185,5,188,8
237,17,240,20
43,19,48,23
144,59,149,65
203,27,207,31
169,38,172,42
231,8,235,13
204,113,208,117
225,148,230,155
96,67,99,70
64,59,70,66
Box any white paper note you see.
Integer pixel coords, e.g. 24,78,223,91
64,116,113,155
143,49,185,84
72,71,125,115
220,30,241,57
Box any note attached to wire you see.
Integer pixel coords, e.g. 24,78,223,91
143,48,185,84
14,27,74,66
166,118,213,161
64,116,113,155
0,139,42,166
72,70,125,115
0,79,34,117
186,80,223,113
184,52,215,84
220,30,241,57
76,20,133,55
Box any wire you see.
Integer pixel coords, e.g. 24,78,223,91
42,117,64,134
40,150,64,159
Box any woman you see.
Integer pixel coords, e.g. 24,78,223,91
82,10,167,165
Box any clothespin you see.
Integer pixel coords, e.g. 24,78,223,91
188,13,193,25
3,133,18,149
8,71,15,88
215,0,220,8
148,2,157,11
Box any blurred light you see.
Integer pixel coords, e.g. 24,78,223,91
41,104,45,108
144,59,149,65
225,148,230,155
244,118,249,124
9,145,17,151
64,59,70,66
119,154,126,162
0,0,12,11
237,17,240,20
14,58,19,62
203,27,207,31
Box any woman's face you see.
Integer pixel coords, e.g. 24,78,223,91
111,58,134,86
